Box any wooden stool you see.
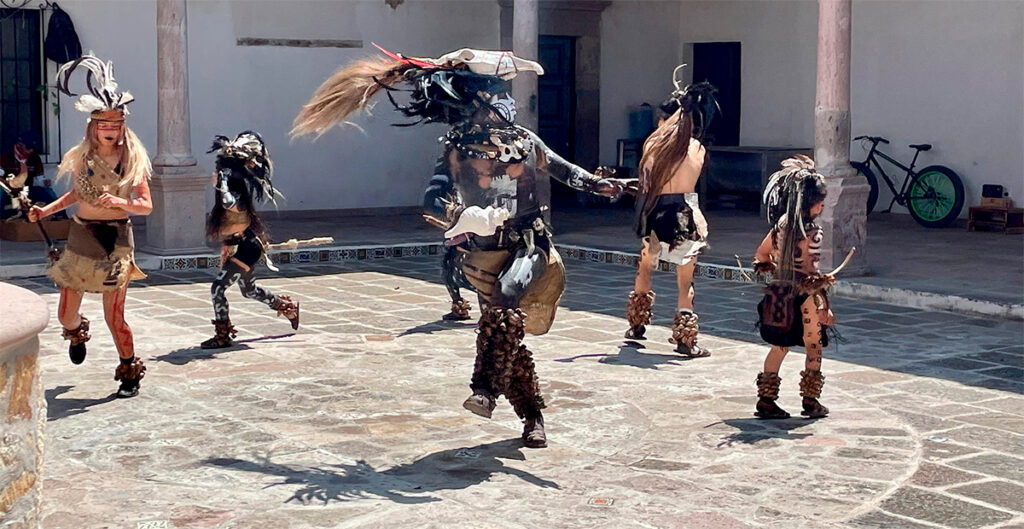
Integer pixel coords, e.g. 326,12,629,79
968,206,1024,234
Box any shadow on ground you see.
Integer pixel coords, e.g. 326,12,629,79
205,438,559,505
555,343,687,370
154,334,295,365
711,418,819,447
46,385,117,421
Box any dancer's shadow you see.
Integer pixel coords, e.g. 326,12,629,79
46,385,117,421
397,319,476,338
154,333,293,365
204,438,559,505
555,342,684,370
710,417,819,447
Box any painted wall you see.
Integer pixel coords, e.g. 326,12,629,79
36,0,1022,214
44,0,501,211
598,0,683,166
675,0,1024,215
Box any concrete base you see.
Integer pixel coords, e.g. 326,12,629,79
140,166,210,255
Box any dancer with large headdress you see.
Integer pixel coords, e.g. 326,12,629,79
27,54,150,398
623,65,718,358
201,132,300,349
293,46,633,448
752,155,834,419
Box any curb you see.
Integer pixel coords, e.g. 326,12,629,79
557,245,1024,322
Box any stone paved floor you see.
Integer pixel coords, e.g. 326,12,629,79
10,255,1024,529
5,207,1021,308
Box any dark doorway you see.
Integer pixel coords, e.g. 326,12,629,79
0,9,45,152
537,35,577,206
692,42,740,147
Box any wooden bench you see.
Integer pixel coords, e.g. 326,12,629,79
967,206,1024,234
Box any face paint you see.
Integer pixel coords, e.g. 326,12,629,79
489,94,517,123
93,117,125,147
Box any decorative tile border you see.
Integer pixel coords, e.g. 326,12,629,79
158,242,445,271
558,245,756,285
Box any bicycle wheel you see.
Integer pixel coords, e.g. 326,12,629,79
851,161,879,214
906,165,964,228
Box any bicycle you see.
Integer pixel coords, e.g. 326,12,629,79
852,135,965,228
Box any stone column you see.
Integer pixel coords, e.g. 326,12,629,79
0,283,49,529
814,0,868,274
142,0,209,255
512,0,539,130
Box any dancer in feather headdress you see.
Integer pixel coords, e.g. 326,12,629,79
752,155,833,419
27,54,150,398
623,65,718,358
293,46,634,448
200,131,300,349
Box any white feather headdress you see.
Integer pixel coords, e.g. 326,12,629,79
55,54,135,115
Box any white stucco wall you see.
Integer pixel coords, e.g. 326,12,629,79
676,0,1024,215
598,0,683,166
37,0,1022,214
46,0,500,211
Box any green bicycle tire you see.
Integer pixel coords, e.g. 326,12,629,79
907,165,964,228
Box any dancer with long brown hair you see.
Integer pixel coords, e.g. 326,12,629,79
624,66,717,358
293,46,632,448
28,55,150,398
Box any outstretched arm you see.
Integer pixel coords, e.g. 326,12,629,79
524,128,630,198
28,190,79,221
524,129,601,192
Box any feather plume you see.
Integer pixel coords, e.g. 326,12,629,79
56,54,133,114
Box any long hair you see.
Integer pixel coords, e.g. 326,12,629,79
637,80,717,215
291,58,414,139
205,132,275,241
763,155,827,281
56,117,151,188
638,107,694,204
207,176,266,242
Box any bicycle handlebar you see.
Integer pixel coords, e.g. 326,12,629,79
854,135,890,145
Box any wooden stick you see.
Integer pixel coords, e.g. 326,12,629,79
828,246,857,277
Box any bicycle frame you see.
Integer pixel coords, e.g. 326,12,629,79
859,144,923,207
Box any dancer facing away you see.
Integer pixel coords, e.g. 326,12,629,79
624,67,718,358
292,46,633,448
201,132,299,349
28,55,150,398
753,155,833,419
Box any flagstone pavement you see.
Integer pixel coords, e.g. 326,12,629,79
9,254,1023,529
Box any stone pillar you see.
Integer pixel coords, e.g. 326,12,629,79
512,0,539,130
142,0,209,255
0,283,49,529
814,0,868,274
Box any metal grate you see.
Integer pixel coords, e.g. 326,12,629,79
0,8,44,153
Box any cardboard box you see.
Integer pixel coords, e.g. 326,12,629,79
0,219,70,242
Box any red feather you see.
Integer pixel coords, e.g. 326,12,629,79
371,42,435,69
